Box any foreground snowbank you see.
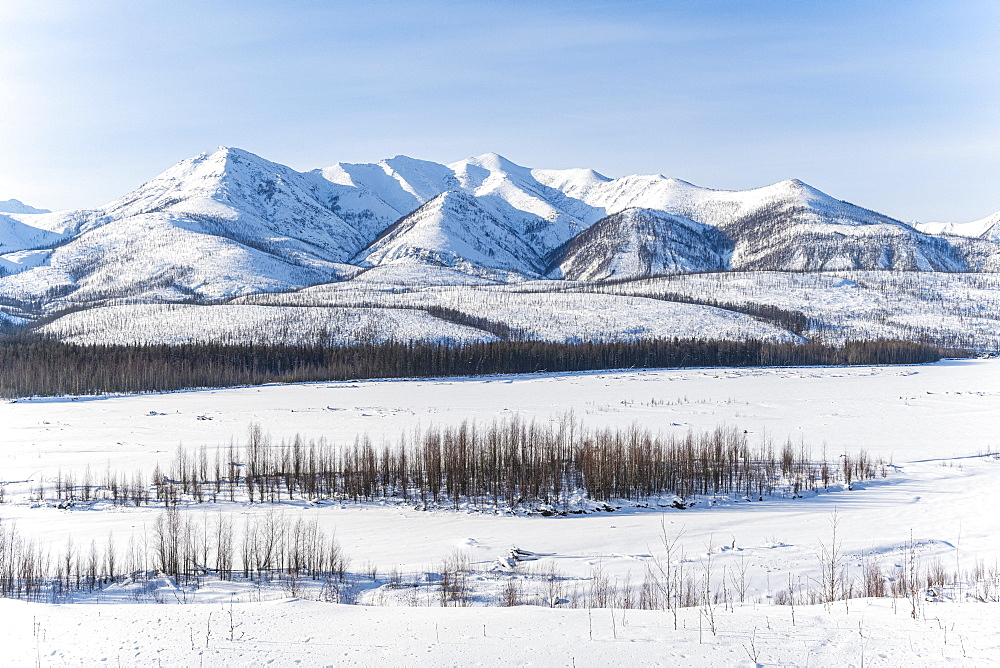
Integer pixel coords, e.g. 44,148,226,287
2,597,997,666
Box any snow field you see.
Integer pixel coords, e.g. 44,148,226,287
2,597,998,666
1,359,999,664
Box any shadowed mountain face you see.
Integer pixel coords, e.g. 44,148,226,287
357,190,547,279
552,208,730,280
0,147,996,315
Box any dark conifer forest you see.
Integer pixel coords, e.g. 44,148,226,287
0,334,957,398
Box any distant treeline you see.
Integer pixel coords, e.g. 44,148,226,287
0,335,957,398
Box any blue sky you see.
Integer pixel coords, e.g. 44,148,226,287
1,0,997,221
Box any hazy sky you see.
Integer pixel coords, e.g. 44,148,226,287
1,0,997,221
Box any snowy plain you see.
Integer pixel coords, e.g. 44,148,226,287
1,359,999,665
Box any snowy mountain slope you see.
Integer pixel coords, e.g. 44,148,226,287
321,154,459,215
89,146,393,260
327,152,603,270
0,214,345,312
946,236,1000,272
356,190,546,278
598,270,1000,350
232,269,1000,352
336,153,975,276
444,153,598,249
0,148,408,310
0,146,997,320
239,280,803,344
326,152,604,247
552,207,730,280
726,206,967,271
339,157,980,276
0,198,49,214
0,208,69,280
37,303,498,346
915,211,1000,271
37,282,809,348
918,210,1000,242
711,181,968,271
544,175,968,272
227,268,1000,350
0,213,64,255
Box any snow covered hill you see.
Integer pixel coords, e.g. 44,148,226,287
0,147,998,323
0,148,403,309
327,151,600,266
0,214,64,257
0,198,49,214
356,190,546,279
915,212,1000,272
918,210,1000,242
554,176,968,272
553,208,730,280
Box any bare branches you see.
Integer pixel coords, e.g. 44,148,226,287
37,417,877,513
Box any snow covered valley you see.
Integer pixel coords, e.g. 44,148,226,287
1,359,999,665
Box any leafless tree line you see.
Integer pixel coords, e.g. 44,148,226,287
0,510,348,602
30,418,881,512
4,509,996,613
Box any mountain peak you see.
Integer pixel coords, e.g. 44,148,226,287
773,177,822,194
917,209,1000,241
663,177,699,188
741,178,832,205
451,152,523,173
207,146,271,164
0,198,50,214
356,186,545,277
2,146,986,310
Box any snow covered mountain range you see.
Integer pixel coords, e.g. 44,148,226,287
1,147,998,316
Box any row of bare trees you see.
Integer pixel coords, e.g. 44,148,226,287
33,417,879,511
0,510,349,602
5,509,997,610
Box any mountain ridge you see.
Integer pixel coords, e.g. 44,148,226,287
0,146,996,316
0,198,50,215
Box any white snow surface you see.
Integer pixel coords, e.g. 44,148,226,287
1,360,999,664
2,598,997,666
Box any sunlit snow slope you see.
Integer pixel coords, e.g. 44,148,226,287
1,147,998,338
